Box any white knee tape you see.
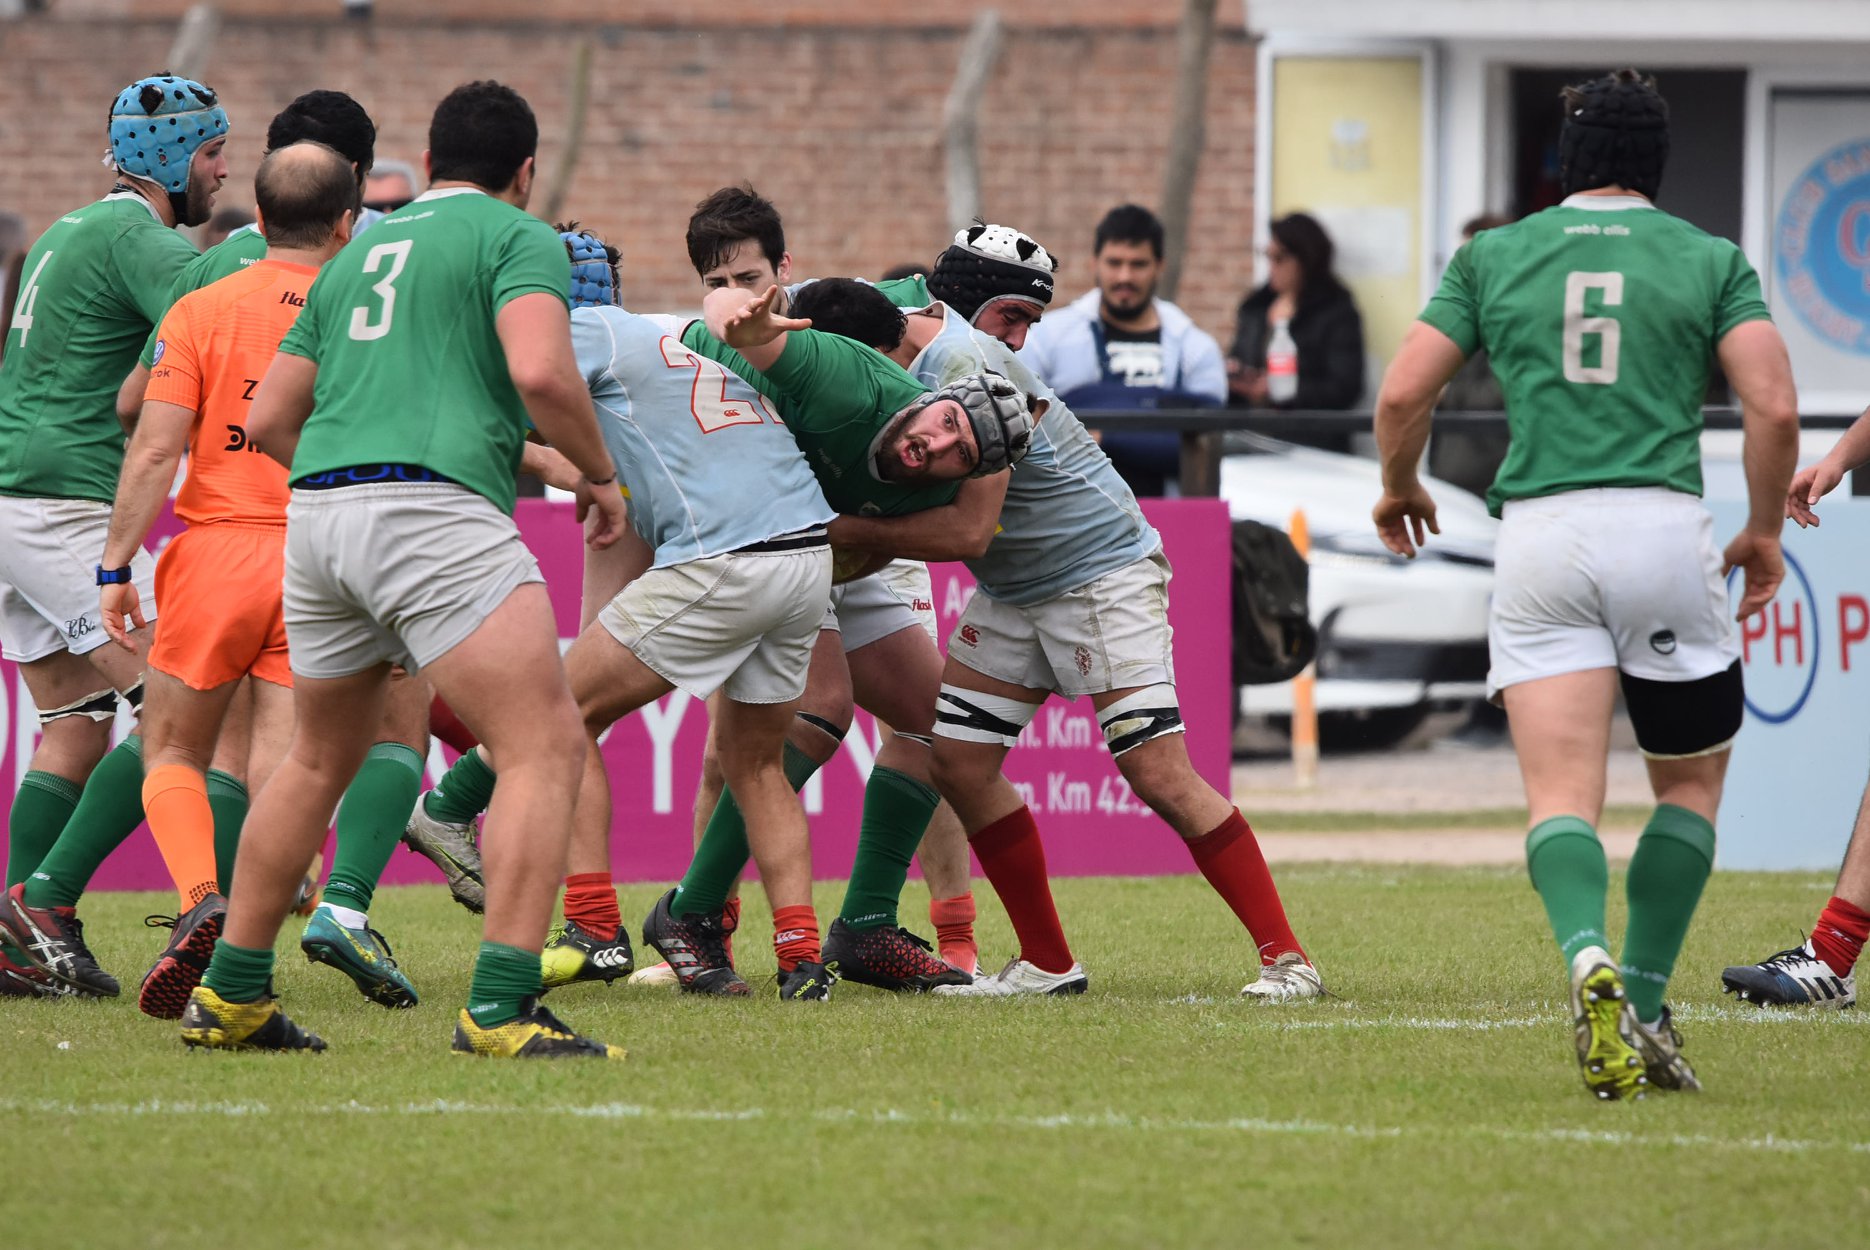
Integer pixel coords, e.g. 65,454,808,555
934,685,1041,747
38,687,119,725
1097,684,1185,756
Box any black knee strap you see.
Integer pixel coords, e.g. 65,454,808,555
1620,661,1742,758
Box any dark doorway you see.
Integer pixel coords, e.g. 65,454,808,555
1509,67,1747,243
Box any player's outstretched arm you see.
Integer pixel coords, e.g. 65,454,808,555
1717,319,1800,618
703,284,810,371
1786,403,1870,529
1372,321,1466,558
496,292,625,549
98,399,194,647
824,473,1010,562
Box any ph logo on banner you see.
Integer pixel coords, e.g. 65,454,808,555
1732,551,1820,724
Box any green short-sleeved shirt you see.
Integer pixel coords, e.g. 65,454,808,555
1418,195,1771,515
0,194,196,501
138,226,265,368
680,322,957,517
277,189,570,513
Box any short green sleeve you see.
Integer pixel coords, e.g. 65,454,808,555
760,329,927,433
113,224,196,328
1418,240,1482,357
490,217,571,314
679,321,782,400
1712,242,1771,340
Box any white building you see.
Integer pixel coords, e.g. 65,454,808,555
1246,0,1870,415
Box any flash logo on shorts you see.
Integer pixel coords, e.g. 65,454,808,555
958,625,980,647
912,598,932,612
1650,629,1677,655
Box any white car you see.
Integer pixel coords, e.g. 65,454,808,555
1218,434,1497,747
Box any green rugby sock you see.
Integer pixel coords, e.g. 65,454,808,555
425,747,495,826
1525,815,1609,968
207,769,249,891
6,770,82,889
673,741,820,918
466,940,542,1027
22,737,145,907
203,939,275,1004
839,766,941,930
1621,804,1716,1024
325,743,425,914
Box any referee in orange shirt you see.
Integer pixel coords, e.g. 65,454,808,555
93,142,362,1018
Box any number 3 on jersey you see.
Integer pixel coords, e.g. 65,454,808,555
348,239,414,342
658,337,779,432
1562,271,1622,385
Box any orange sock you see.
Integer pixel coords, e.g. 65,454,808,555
930,892,978,974
142,765,220,909
772,904,820,972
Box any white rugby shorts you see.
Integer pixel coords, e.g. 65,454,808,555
0,495,158,662
946,554,1176,698
824,558,938,651
1488,487,1738,700
600,545,831,704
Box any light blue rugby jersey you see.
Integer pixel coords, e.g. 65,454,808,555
570,307,835,569
906,306,1160,606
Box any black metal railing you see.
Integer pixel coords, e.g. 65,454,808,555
1070,408,1863,496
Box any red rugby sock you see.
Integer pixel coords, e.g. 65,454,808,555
1811,895,1870,977
970,806,1073,974
1186,810,1303,965
562,872,620,942
772,904,820,972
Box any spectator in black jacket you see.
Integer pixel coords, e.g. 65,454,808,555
1228,213,1366,425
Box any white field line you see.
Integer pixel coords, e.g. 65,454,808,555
1,1096,1864,1157
1167,1002,1869,1028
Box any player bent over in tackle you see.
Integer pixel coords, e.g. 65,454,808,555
90,143,373,1018
797,266,1319,1002
179,80,629,1057
1373,69,1799,1098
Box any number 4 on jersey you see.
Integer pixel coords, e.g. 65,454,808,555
7,251,53,347
1563,271,1623,385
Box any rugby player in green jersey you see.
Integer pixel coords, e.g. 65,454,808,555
1372,69,1800,1098
178,81,628,1058
0,75,229,998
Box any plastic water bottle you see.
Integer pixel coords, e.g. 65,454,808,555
1266,319,1299,405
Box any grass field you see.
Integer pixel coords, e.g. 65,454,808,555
2,866,1863,1249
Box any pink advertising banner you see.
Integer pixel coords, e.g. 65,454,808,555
2,498,1233,891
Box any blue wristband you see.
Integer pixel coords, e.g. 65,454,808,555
96,564,133,586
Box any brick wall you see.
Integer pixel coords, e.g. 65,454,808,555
1,9,1259,341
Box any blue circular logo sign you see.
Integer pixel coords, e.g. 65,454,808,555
1776,137,1870,356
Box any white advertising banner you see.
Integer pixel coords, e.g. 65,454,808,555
1713,500,1870,870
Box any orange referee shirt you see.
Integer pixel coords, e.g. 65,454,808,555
145,258,310,526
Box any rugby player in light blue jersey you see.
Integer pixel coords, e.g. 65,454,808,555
792,241,1323,1004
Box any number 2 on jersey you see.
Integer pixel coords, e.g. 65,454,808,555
658,337,779,432
347,239,415,342
1562,271,1623,385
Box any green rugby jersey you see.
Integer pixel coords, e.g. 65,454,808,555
681,321,957,517
0,194,196,501
1418,194,1770,516
138,226,265,368
276,188,569,513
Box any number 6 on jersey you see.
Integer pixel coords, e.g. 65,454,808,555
348,239,414,342
1563,271,1623,385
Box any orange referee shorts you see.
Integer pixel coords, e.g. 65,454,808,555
147,523,292,691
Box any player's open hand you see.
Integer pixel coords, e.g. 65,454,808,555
1372,483,1440,559
1722,529,1784,621
583,480,628,550
715,284,811,349
100,581,144,650
1786,459,1845,529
